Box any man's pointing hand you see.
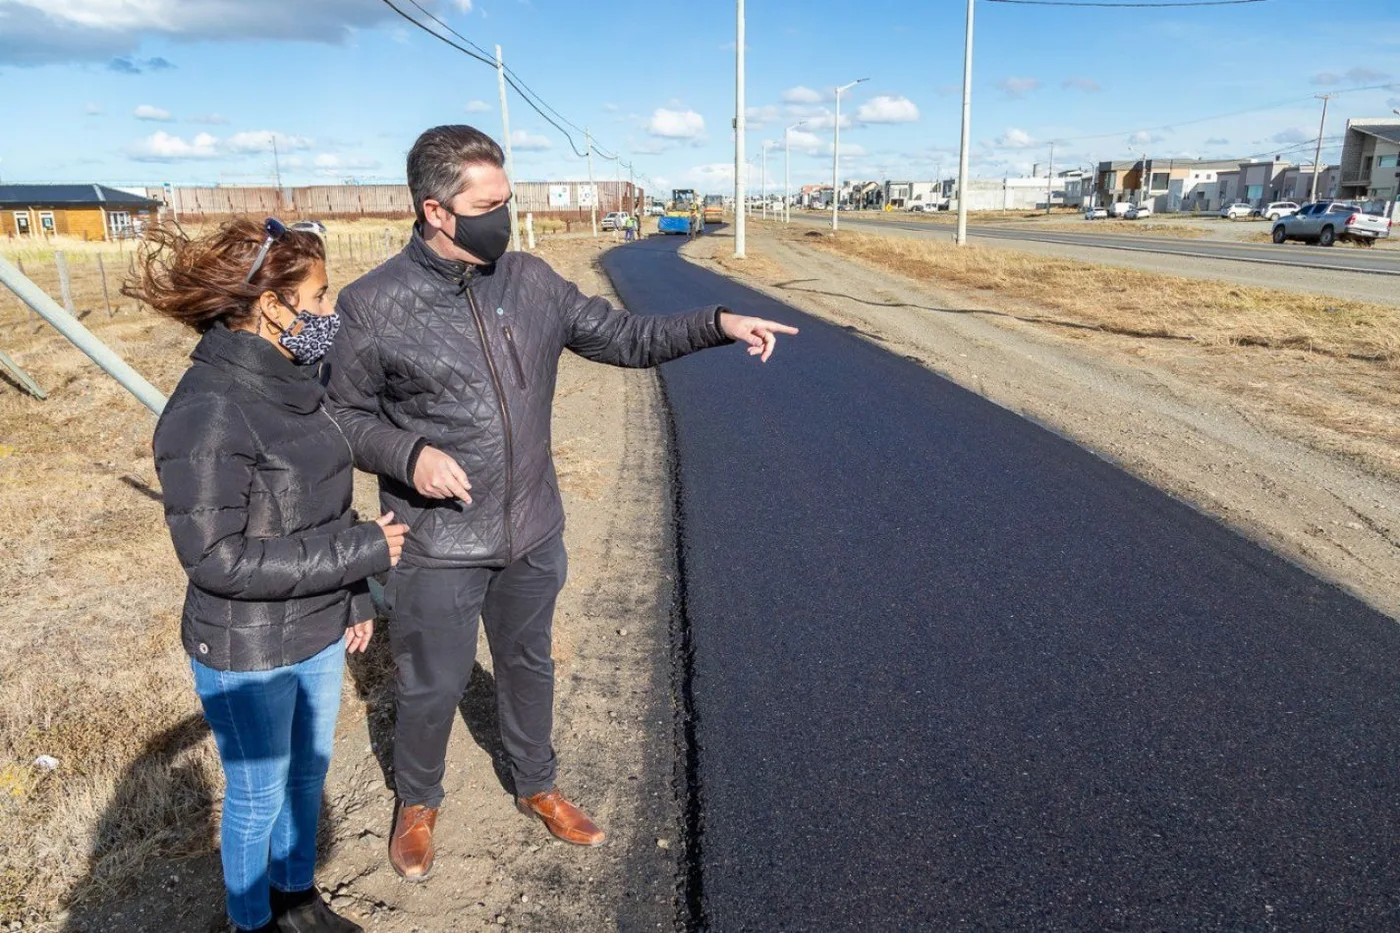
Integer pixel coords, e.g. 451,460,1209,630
718,311,799,363
414,447,473,502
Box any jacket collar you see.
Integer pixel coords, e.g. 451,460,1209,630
406,223,496,288
190,322,324,415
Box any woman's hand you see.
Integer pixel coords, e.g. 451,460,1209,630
346,619,374,653
375,511,409,566
718,312,800,363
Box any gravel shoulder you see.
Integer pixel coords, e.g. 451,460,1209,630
684,225,1400,622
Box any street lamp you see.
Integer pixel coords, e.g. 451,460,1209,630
784,120,806,223
955,0,974,246
762,140,774,220
832,77,868,232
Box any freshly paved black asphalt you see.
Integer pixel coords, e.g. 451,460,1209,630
793,212,1400,276
601,231,1400,932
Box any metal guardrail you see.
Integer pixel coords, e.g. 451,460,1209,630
0,254,167,415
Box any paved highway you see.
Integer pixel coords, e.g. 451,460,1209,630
792,212,1400,276
602,231,1400,932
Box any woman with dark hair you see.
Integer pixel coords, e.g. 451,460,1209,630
127,219,408,933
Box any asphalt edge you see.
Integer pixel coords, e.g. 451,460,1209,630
593,242,708,932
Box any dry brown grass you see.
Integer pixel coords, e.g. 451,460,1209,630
809,230,1400,367
0,232,608,924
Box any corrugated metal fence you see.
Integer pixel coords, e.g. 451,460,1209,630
149,181,644,222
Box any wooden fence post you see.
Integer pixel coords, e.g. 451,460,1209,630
97,254,114,318
383,227,391,261
54,251,76,316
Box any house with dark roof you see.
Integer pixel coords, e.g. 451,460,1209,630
0,184,162,241
1337,119,1400,202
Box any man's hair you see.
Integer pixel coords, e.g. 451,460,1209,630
407,125,506,222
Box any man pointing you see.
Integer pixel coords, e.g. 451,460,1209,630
325,124,796,881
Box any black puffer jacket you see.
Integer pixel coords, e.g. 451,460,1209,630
324,230,731,568
153,323,390,672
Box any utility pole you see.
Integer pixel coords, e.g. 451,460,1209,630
1046,140,1055,215
832,77,868,233
586,127,597,238
955,0,974,245
735,0,746,258
270,133,283,203
496,44,521,253
1310,93,1335,202
784,120,805,224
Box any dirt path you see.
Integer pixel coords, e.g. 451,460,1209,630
2,237,683,931
684,226,1400,622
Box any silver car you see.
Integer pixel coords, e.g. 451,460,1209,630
1271,201,1392,246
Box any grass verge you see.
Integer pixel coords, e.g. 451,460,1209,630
808,230,1399,367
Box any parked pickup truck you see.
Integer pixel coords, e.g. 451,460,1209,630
1270,200,1393,246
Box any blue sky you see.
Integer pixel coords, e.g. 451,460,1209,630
3,0,1400,194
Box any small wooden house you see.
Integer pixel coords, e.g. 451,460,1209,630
0,184,163,241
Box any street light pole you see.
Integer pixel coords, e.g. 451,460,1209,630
832,77,868,233
762,140,772,220
785,120,805,224
955,0,974,246
734,0,746,258
1046,140,1055,215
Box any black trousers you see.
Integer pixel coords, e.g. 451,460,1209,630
385,534,567,808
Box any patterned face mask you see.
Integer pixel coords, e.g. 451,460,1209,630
268,306,341,365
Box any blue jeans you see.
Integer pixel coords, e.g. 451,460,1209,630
192,638,345,931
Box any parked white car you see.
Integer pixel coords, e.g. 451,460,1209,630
1221,201,1254,220
1262,201,1299,221
1109,201,1134,218
907,202,938,213
1126,204,1154,220
601,211,628,231
1083,206,1108,220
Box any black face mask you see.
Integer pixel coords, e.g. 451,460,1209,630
449,203,511,264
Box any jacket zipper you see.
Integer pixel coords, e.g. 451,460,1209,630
465,285,515,561
502,325,527,389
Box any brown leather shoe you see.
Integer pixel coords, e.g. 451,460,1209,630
389,802,438,882
516,789,606,846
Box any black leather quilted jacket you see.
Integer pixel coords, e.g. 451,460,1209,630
324,229,731,568
153,323,390,672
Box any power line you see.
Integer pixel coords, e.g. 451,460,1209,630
987,0,1266,6
376,0,615,161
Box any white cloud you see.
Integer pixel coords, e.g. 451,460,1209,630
187,112,229,125
453,0,473,11
223,130,313,154
783,85,824,104
746,105,780,127
127,130,220,161
313,153,383,175
648,108,706,139
1127,130,1164,146
829,142,867,158
1062,77,1101,93
785,129,823,154
0,0,424,66
996,77,1041,97
133,104,174,121
465,99,492,113
1312,67,1391,86
856,95,919,124
84,102,102,116
995,128,1035,149
510,129,552,151
1271,127,1312,144
799,108,852,132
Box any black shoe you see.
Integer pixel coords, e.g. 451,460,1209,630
270,887,363,933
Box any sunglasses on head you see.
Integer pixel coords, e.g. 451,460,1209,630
245,217,327,283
